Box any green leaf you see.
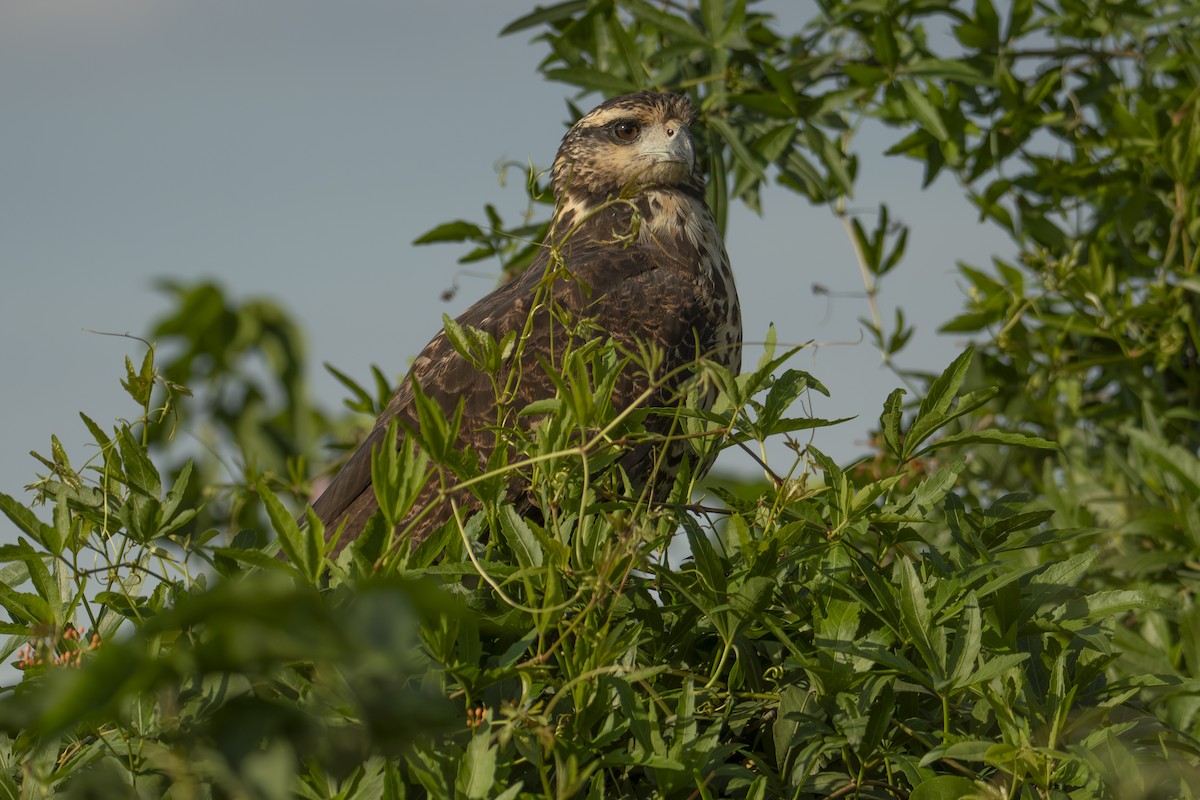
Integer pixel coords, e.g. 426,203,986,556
872,20,898,70
543,68,639,95
0,581,52,626
1031,550,1098,588
904,58,991,85
859,681,894,760
160,460,193,524
913,428,1058,459
669,677,697,756
751,368,829,438
623,0,709,47
497,505,543,569
754,123,798,164
120,350,155,407
456,730,497,799
1070,590,1173,621
730,576,773,620
50,488,69,556
408,514,458,570
834,640,927,683
896,558,941,674
815,598,860,644
412,220,484,245
939,739,995,762
904,348,974,459
78,412,113,451
945,591,981,690
612,677,655,757
707,117,767,184
211,546,291,572
409,378,459,464
684,522,728,595
880,388,905,456
371,419,431,530
117,428,161,500
324,362,379,416
900,81,949,142
910,775,979,800
916,348,972,424
441,315,482,368
968,653,1029,684
0,494,55,552
499,1,588,35
910,459,965,512
760,62,802,116
261,486,313,581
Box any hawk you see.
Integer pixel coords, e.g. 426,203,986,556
311,91,741,545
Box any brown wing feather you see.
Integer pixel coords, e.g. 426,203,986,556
312,235,717,541
310,246,555,538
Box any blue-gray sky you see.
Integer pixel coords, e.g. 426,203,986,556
1,0,1012,541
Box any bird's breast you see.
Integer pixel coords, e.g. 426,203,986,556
638,189,742,375
638,190,726,279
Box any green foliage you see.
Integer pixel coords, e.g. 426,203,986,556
145,280,337,538
440,0,1200,784
2,339,1197,797
2,0,1200,797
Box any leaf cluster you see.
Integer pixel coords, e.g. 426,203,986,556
1,337,1197,798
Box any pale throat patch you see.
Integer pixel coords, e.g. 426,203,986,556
639,188,729,280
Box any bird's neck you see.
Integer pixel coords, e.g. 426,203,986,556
549,184,714,250
633,186,719,254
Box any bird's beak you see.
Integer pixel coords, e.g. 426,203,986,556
642,119,695,175
660,119,695,172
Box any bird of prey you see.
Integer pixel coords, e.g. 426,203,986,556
311,90,741,546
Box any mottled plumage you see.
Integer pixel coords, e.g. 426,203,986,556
312,91,741,543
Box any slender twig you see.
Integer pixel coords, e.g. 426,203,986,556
734,439,784,486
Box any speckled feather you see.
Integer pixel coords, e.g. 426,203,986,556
311,91,742,544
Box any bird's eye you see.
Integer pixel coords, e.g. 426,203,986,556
612,120,641,141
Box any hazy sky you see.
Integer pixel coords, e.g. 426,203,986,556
1,0,1013,542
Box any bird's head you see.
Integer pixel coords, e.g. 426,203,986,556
550,91,703,202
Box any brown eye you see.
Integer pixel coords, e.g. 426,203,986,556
613,120,641,141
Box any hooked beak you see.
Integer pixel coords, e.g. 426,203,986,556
641,118,695,175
